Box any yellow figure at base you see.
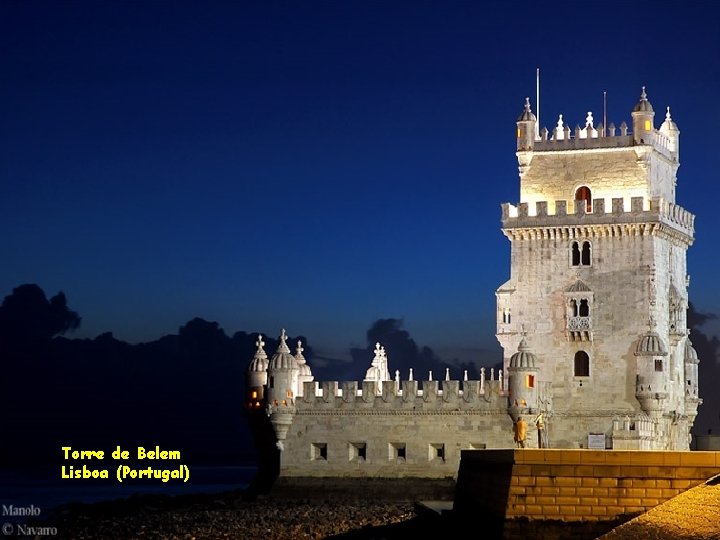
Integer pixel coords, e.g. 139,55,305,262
513,417,528,448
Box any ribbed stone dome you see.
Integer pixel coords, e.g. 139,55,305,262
509,338,537,369
248,334,269,372
268,329,299,370
295,340,313,377
633,87,654,113
517,97,536,122
660,107,678,132
249,355,269,372
635,331,668,356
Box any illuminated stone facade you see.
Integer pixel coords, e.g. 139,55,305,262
244,89,702,481
498,88,700,450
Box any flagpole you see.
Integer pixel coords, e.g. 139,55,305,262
603,91,607,137
536,68,540,140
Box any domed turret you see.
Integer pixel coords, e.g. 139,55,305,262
246,334,269,409
631,86,655,144
507,337,539,426
516,97,537,151
266,328,300,450
659,106,680,157
684,335,702,421
509,337,537,369
634,330,668,417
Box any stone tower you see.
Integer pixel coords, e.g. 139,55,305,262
496,88,701,450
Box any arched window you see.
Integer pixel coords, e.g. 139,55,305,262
581,241,591,265
575,186,592,212
571,242,580,266
574,351,590,377
579,299,589,317
570,299,578,317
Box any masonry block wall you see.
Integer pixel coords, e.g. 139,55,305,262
454,449,720,522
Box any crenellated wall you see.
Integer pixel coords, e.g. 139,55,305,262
501,196,694,239
530,126,676,160
296,377,506,408
269,376,516,478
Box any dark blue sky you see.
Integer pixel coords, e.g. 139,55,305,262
2,1,719,364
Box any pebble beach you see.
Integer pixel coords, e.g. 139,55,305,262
29,490,438,540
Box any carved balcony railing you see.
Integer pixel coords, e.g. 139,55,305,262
567,316,592,342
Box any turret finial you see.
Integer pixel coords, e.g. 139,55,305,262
296,339,304,357
277,328,291,353
640,86,647,101
252,333,268,362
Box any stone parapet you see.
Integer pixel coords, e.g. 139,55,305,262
501,197,694,242
290,378,507,412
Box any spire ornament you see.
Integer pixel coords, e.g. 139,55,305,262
278,328,291,353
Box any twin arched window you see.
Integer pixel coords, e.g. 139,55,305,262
571,241,591,266
569,299,590,317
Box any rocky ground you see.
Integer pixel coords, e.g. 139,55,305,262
28,490,454,540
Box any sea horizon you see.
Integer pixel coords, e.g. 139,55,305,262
0,463,258,517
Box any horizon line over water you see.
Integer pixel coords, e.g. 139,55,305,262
0,464,258,516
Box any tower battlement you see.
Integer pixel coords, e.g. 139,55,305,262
501,196,694,239
530,117,676,160
286,377,506,410
517,87,679,162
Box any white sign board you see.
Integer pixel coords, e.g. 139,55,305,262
588,433,606,450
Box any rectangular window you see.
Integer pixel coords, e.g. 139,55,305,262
349,442,367,461
655,359,663,372
389,442,406,461
525,374,535,388
311,443,327,461
429,443,445,462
